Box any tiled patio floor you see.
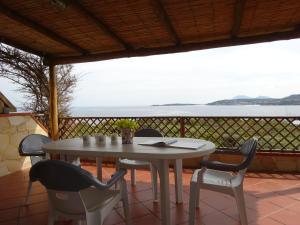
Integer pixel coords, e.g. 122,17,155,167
1,164,300,225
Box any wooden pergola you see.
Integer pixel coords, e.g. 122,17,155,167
1,0,300,140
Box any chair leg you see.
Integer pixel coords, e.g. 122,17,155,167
233,185,248,225
121,179,131,225
195,181,200,208
48,215,55,225
130,169,136,186
47,202,55,225
24,181,32,206
86,211,100,225
115,160,120,189
188,181,198,225
150,163,158,201
96,157,103,181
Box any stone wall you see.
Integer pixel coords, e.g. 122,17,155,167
0,113,48,177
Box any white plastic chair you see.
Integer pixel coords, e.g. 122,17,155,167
117,128,184,202
189,138,258,225
117,128,162,201
29,160,130,225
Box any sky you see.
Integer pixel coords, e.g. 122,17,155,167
1,38,300,107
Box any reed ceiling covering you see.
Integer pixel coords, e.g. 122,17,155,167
0,0,300,65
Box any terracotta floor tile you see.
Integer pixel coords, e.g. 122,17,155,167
222,205,259,223
247,201,282,218
153,204,189,224
116,202,151,219
201,211,240,225
247,181,287,198
0,219,18,225
0,197,24,210
26,192,48,205
277,184,300,201
285,202,300,213
20,201,48,217
103,210,125,225
263,193,299,208
115,193,139,208
0,207,19,222
201,192,235,211
183,201,217,219
169,207,189,225
127,182,152,193
1,167,300,225
131,214,161,225
270,208,300,225
250,217,284,225
131,189,155,202
19,212,48,225
142,200,162,215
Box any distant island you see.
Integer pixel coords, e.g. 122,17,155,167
208,94,300,105
152,103,198,106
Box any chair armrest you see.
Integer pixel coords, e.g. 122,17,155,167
92,169,127,189
200,160,240,172
19,151,45,157
106,169,127,187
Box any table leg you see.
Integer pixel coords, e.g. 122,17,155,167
157,160,171,225
174,159,183,204
96,157,102,181
150,163,158,202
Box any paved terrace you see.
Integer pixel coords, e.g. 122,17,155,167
1,164,300,225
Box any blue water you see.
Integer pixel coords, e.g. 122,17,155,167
71,105,300,117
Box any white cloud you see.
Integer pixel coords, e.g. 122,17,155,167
1,38,300,107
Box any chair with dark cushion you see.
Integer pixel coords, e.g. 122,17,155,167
189,138,258,225
30,160,130,225
18,134,51,205
19,134,51,164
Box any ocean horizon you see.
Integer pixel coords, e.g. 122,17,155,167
70,105,300,117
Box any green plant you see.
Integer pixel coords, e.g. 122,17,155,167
115,119,139,130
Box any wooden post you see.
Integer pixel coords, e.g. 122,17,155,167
179,117,185,137
49,64,59,140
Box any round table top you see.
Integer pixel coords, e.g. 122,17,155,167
43,137,216,160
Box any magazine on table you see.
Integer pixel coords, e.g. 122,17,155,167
138,138,206,150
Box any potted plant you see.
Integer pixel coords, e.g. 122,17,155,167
115,119,139,144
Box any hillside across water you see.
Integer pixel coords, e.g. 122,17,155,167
207,94,300,105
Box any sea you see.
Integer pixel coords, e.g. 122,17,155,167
70,105,300,117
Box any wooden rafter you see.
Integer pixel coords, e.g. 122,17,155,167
152,0,180,45
70,0,132,50
49,27,300,65
0,3,88,54
231,0,246,38
0,36,44,56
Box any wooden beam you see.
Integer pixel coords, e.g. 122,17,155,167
0,36,44,56
0,3,88,54
152,0,180,45
231,0,246,38
49,27,300,65
49,65,59,140
70,0,132,50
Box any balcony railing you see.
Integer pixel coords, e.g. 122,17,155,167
51,116,300,153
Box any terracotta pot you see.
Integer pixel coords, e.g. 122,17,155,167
121,128,133,144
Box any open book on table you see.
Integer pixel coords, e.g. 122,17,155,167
138,138,206,150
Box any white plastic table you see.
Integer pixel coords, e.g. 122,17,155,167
43,137,215,225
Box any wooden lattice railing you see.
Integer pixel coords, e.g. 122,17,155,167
56,116,300,153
